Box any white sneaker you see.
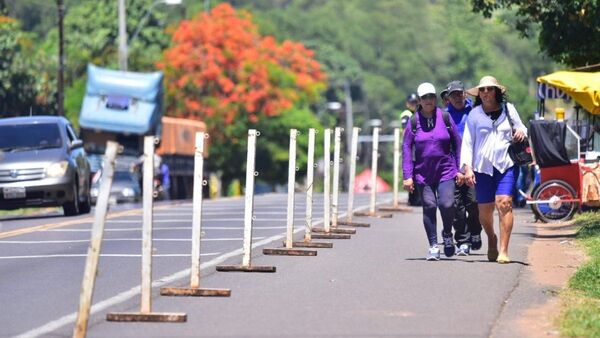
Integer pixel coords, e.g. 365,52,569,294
426,246,440,261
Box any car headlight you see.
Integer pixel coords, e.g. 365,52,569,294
122,187,135,197
46,161,69,178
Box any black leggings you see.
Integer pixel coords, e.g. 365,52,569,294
417,179,456,247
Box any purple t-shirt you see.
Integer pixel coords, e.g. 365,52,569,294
402,107,461,185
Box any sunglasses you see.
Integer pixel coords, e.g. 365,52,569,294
478,86,496,93
420,94,436,100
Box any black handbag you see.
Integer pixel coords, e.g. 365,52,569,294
504,103,533,166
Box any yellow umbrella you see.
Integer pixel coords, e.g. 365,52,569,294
537,71,600,115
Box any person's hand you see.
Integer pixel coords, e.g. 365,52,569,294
463,166,476,187
403,178,414,193
513,129,526,143
456,172,465,186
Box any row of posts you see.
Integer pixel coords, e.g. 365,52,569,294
73,125,409,337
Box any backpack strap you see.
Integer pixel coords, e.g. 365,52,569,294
410,113,418,134
442,110,452,135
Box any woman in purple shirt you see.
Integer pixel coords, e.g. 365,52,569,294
402,82,462,261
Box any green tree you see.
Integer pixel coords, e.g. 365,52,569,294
0,16,55,116
471,0,600,67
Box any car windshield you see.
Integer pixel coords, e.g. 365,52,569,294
0,123,62,151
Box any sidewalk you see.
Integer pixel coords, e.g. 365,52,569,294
76,200,551,338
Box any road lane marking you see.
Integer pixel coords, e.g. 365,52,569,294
13,200,378,338
0,204,174,239
0,252,220,260
0,237,265,244
42,225,302,232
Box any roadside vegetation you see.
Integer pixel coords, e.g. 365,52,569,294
559,211,600,337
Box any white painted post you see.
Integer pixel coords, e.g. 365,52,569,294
141,136,155,314
73,142,119,338
393,128,400,207
190,132,206,289
285,129,298,249
369,127,380,214
323,129,331,232
346,127,359,222
242,130,258,267
331,127,342,227
305,128,315,241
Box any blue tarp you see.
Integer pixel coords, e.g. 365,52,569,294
79,64,164,135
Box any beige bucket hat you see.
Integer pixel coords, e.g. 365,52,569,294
466,75,506,96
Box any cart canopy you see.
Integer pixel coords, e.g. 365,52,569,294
537,71,600,115
529,120,571,168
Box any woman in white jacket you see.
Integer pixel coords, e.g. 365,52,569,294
460,76,527,264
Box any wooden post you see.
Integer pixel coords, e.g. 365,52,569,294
337,127,370,227
354,127,392,218
217,130,276,272
161,132,230,297
379,128,412,212
291,128,333,249
323,129,331,233
107,137,186,322
73,142,118,338
331,127,341,227
263,129,317,256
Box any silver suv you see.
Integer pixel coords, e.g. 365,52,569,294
0,116,91,216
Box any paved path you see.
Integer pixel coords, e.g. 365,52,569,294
1,192,547,337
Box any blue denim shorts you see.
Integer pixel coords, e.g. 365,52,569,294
475,166,518,203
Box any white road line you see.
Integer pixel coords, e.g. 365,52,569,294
14,203,373,338
0,237,264,244
0,253,220,260
106,218,299,223
42,226,294,232
13,231,298,338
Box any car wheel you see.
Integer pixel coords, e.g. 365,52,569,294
79,186,92,214
63,183,80,216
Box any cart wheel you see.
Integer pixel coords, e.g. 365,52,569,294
531,180,578,223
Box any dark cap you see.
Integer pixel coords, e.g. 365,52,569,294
445,80,464,94
406,93,419,103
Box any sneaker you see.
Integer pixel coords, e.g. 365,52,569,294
426,246,440,261
471,234,482,251
442,233,455,257
457,244,470,256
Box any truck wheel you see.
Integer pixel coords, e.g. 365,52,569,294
63,183,80,216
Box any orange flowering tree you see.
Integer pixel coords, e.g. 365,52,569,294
160,3,326,185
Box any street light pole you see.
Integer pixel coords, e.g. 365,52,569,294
57,0,65,116
118,0,182,71
118,0,127,71
343,79,353,155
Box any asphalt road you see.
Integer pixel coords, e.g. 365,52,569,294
0,192,543,338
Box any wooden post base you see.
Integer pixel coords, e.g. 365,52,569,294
311,233,351,240
336,220,371,227
262,248,317,256
378,205,413,212
216,265,276,273
353,211,393,218
106,312,186,322
290,241,333,248
160,287,231,297
312,227,356,234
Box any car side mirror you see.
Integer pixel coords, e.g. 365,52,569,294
70,140,84,150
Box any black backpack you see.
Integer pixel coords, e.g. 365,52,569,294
408,110,457,156
410,110,452,135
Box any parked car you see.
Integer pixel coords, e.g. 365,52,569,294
0,116,91,216
90,170,141,205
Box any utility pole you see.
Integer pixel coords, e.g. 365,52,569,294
57,0,65,116
118,0,128,71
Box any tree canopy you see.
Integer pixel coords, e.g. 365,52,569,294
160,3,326,182
471,0,600,67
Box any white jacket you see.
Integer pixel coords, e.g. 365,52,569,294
460,102,527,175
